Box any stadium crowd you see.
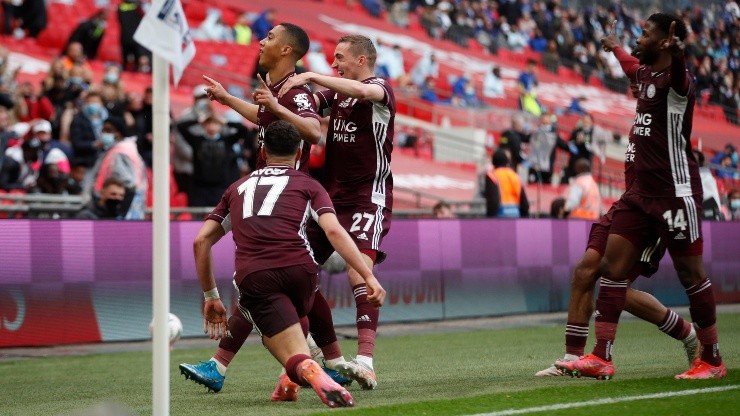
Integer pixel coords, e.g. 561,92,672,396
0,0,738,221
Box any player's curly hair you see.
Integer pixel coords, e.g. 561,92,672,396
647,12,687,41
264,120,302,157
280,23,310,60
337,34,377,68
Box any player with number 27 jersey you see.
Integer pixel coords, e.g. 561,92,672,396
208,166,335,285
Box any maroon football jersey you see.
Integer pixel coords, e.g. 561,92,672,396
315,77,395,208
630,66,700,198
208,166,335,283
256,72,320,172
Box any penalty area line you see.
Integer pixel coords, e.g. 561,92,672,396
467,385,739,416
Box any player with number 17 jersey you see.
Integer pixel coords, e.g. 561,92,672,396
208,166,335,286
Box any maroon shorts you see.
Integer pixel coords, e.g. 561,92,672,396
237,263,319,338
610,191,703,257
588,196,666,279
306,202,392,265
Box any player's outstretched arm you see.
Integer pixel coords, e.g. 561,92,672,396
318,212,386,307
277,72,386,103
202,75,259,124
193,219,229,339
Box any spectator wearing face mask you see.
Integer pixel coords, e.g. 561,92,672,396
70,91,108,168
83,116,148,220
728,189,740,221
171,85,213,200
0,136,42,191
75,176,127,219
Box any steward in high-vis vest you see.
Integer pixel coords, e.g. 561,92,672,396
565,158,601,220
485,148,529,218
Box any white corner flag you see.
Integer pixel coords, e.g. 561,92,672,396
133,0,195,85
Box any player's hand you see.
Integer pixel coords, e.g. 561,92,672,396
663,20,685,57
600,20,620,52
253,74,279,113
202,299,229,340
365,276,386,308
202,75,230,105
277,72,312,98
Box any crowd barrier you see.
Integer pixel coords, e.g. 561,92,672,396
1,219,738,347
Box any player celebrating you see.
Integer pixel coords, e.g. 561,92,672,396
192,120,385,408
180,22,352,393
278,34,395,389
556,13,726,380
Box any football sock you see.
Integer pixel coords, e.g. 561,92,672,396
592,278,627,361
209,357,227,376
657,309,691,340
686,278,722,366
353,283,379,358
308,291,339,348
565,322,589,356
286,354,312,387
320,341,343,362
214,313,253,368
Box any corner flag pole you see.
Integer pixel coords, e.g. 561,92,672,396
151,51,171,416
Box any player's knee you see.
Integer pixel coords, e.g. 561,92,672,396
571,261,598,291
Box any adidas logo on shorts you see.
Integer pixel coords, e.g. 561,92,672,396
674,232,687,240
357,232,368,241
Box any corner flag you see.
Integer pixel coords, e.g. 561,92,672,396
133,0,195,85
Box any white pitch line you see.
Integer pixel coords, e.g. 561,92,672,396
468,385,739,416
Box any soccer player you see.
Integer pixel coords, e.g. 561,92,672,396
278,34,395,389
556,14,726,380
180,23,353,393
192,120,385,408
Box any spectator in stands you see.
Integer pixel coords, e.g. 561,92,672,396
484,148,529,218
419,77,449,104
17,0,47,38
66,163,85,195
60,42,93,78
712,143,739,179
172,85,214,199
528,113,568,185
483,66,504,99
125,89,153,167
32,119,72,164
0,45,21,104
550,197,566,219
70,91,107,168
305,42,333,76
1,0,20,36
410,52,439,88
1,136,41,191
564,158,601,220
451,73,481,107
251,8,275,41
540,40,561,74
13,80,55,123
388,0,410,29
118,0,148,72
360,0,384,18
176,112,248,207
233,13,253,45
29,149,71,196
65,8,108,61
376,43,407,85
694,149,723,221
565,95,589,115
84,116,148,219
75,176,127,219
432,200,456,219
100,66,127,118
195,8,234,42
518,58,542,116
728,189,740,221
498,113,528,170
562,113,595,183
41,58,75,113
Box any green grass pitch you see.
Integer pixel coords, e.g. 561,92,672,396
1,312,737,415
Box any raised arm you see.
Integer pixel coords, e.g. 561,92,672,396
202,75,259,124
278,71,386,103
253,74,321,144
665,21,689,96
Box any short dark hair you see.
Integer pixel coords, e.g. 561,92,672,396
647,12,687,41
433,200,451,214
264,120,301,157
492,148,510,168
338,34,377,67
102,176,125,189
280,23,310,60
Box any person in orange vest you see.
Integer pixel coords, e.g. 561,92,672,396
565,158,601,220
484,148,529,218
